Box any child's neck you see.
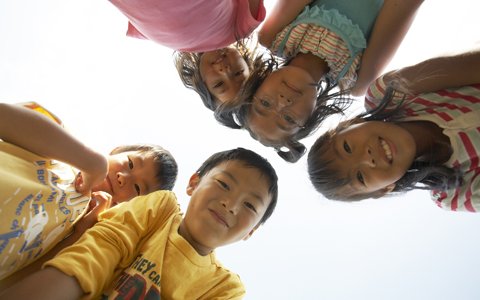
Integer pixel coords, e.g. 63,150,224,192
289,53,330,83
178,220,213,256
397,121,452,163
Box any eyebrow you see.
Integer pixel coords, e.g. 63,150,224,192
221,170,265,205
252,103,266,117
252,103,289,132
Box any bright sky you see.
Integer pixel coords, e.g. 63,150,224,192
1,0,480,299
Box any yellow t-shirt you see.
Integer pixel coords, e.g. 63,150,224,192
0,142,90,279
46,191,245,299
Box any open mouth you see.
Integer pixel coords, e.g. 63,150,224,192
379,138,393,163
213,49,227,64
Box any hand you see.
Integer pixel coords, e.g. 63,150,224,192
74,191,113,236
74,160,108,195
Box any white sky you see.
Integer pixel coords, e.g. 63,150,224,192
1,0,480,299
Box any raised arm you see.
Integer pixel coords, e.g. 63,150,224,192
257,0,312,47
351,0,424,96
384,48,480,94
0,103,107,193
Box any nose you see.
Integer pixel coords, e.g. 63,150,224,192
116,172,131,187
213,61,230,74
362,147,376,167
276,94,293,110
221,198,239,215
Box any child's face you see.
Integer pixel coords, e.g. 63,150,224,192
181,160,271,255
248,66,317,145
92,151,160,205
324,121,417,198
199,47,249,104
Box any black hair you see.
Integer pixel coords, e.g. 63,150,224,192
110,144,178,191
232,55,352,163
196,147,278,224
307,87,462,201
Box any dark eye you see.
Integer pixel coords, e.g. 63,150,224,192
356,171,365,185
343,141,352,154
283,114,296,125
128,157,134,169
213,81,224,88
217,180,230,191
244,202,257,213
134,184,140,195
260,99,270,108
234,69,244,76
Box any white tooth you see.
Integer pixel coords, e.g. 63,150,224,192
380,140,392,161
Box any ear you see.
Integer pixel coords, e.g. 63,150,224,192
242,224,260,241
186,173,201,196
371,183,396,199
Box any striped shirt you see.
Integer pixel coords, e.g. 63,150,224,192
271,23,361,90
366,76,480,212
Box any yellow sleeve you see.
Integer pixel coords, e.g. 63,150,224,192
44,190,179,298
19,102,63,126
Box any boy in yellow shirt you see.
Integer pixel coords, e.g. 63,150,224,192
0,102,178,283
0,147,278,299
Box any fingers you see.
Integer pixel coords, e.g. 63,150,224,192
75,169,107,195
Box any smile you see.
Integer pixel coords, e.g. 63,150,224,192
209,209,229,227
380,138,393,163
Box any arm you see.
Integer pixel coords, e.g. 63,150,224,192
257,0,312,47
0,192,112,291
0,103,107,193
351,0,424,96
384,48,480,94
0,267,83,300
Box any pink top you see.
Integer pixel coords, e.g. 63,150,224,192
109,0,266,52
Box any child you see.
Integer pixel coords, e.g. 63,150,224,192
307,49,480,211
109,0,267,127
0,147,279,299
174,42,265,129
0,102,178,280
233,0,423,162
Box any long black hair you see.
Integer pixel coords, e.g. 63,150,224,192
308,86,462,201
230,55,352,163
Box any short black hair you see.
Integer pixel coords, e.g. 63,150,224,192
196,147,278,224
110,144,178,191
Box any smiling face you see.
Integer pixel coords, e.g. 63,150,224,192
179,160,272,255
92,151,161,205
199,47,250,104
325,121,417,198
247,65,317,145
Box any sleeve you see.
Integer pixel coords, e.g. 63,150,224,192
364,73,416,112
126,21,147,39
44,190,179,298
235,0,266,38
431,169,480,213
19,102,63,126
